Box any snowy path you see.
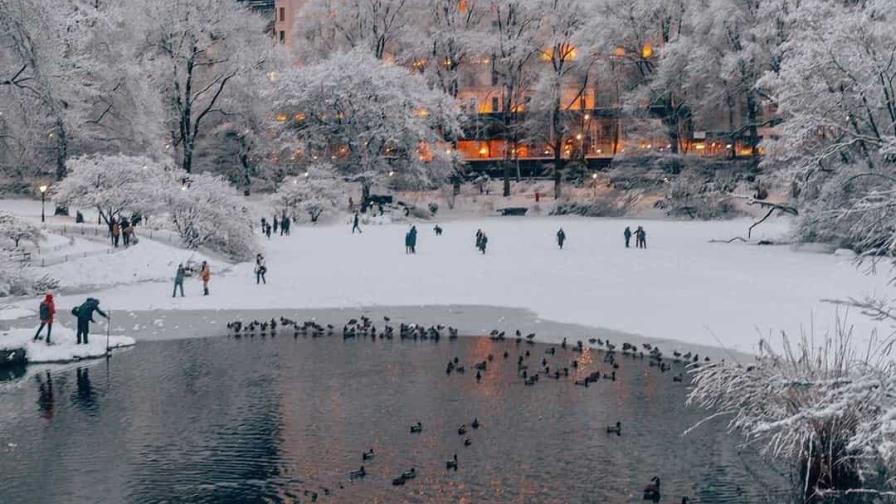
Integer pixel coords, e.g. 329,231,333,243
6,216,891,354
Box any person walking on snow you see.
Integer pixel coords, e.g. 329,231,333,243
255,254,267,284
476,231,488,254
624,227,632,248
261,217,267,232
111,221,121,248
281,216,290,236
639,227,647,249
33,293,56,344
72,297,108,345
352,212,362,234
173,264,186,298
556,228,566,249
200,261,211,296
635,226,646,249
273,216,279,234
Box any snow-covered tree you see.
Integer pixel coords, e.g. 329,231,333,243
167,172,256,260
485,0,541,196
53,154,173,230
272,50,463,200
133,0,274,174
294,0,412,61
525,0,599,198
0,211,42,248
274,163,344,222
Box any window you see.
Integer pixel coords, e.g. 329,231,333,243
279,7,285,22
491,97,499,113
279,31,285,44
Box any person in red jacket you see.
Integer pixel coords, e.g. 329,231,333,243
33,293,56,345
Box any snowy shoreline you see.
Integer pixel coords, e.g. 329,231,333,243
0,324,136,365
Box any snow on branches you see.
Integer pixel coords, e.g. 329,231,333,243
271,49,463,194
52,154,172,228
274,163,343,223
0,211,42,248
168,173,256,260
688,321,896,499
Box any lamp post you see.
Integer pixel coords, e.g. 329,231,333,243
591,173,597,198
39,184,48,223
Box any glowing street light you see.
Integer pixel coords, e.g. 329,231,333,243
38,184,48,223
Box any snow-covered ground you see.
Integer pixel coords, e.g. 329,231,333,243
0,323,135,363
3,209,891,354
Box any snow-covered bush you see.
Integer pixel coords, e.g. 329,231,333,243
273,163,343,223
688,322,896,500
0,252,58,297
53,154,173,228
0,212,42,248
167,173,255,260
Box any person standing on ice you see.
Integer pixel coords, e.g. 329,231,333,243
255,254,267,284
556,228,566,249
173,264,186,298
273,216,279,234
33,293,56,344
73,297,108,345
640,227,647,249
478,232,488,254
200,261,211,296
261,217,267,232
406,225,417,254
281,215,290,236
352,212,362,234
624,227,632,248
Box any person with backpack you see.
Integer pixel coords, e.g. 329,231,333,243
173,264,186,298
255,254,267,284
557,228,566,249
200,261,211,295
72,297,108,345
33,293,56,344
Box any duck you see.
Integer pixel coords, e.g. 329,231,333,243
643,476,661,501
410,421,423,433
457,424,467,435
471,418,480,429
464,438,472,446
349,466,366,480
401,468,417,480
392,476,406,486
362,448,375,461
475,370,482,382
606,421,621,435
446,453,458,470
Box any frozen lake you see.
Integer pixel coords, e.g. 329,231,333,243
0,332,788,503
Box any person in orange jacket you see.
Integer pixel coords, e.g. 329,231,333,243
200,261,211,296
33,293,56,344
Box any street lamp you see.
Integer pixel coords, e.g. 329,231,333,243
38,184,48,223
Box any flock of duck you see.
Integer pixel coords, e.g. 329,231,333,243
224,314,708,502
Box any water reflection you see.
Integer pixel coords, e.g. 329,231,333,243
36,371,54,420
72,367,96,414
0,336,789,503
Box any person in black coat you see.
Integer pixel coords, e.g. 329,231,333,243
557,228,566,249
73,297,108,345
624,227,632,248
352,212,362,234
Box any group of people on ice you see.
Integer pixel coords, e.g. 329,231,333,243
623,226,648,249
261,215,291,239
32,293,108,346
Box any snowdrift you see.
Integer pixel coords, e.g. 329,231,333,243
0,323,135,364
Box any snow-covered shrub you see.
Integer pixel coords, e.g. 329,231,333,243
659,168,738,219
0,252,58,297
0,211,42,248
167,173,255,260
53,155,172,228
273,163,343,223
688,322,896,500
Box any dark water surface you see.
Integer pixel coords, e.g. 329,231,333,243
0,335,787,503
